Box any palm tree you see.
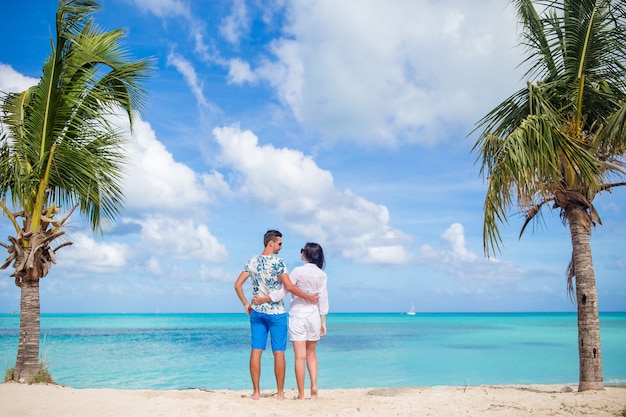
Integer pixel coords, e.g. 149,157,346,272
473,0,626,392
0,0,152,382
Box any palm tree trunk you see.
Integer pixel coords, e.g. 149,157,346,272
13,279,41,383
568,207,603,391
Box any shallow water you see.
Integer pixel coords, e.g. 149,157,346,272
0,312,624,390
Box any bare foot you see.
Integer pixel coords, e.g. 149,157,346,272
251,392,260,400
277,391,285,401
311,386,318,400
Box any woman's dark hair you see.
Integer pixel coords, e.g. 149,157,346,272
302,242,325,269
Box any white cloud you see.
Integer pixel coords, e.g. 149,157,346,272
351,244,412,265
128,215,228,263
131,0,217,65
219,0,249,45
441,223,477,262
200,170,232,200
419,223,527,284
198,265,233,283
0,63,38,92
229,0,522,146
130,0,191,19
121,117,229,213
146,256,163,275
58,233,128,274
256,39,304,120
213,125,412,265
167,51,208,107
229,38,304,119
227,58,257,84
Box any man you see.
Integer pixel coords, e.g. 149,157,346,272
234,230,316,400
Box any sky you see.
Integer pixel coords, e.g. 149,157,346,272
0,0,624,314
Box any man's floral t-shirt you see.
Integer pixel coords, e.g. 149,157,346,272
244,254,287,314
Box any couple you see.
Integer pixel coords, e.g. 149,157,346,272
234,230,329,400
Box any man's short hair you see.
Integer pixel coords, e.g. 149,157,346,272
264,230,282,247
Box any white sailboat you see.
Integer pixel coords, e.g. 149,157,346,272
407,302,416,315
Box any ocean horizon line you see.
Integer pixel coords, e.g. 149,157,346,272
2,310,625,316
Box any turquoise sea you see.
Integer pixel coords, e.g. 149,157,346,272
0,312,624,391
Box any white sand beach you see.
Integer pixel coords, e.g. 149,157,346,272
1,382,624,417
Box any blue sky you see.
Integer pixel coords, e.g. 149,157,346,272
0,0,624,314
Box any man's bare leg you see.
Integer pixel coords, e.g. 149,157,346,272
250,349,263,400
306,341,319,399
273,350,286,400
292,341,307,399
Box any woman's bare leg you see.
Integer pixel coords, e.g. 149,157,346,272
292,341,307,399
306,341,319,399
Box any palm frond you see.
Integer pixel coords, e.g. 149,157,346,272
514,0,560,80
0,0,152,233
473,0,626,256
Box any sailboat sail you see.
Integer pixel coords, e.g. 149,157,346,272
407,302,416,315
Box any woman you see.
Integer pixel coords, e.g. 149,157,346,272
253,242,329,400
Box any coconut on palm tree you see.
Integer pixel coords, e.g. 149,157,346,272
0,0,152,383
473,0,626,391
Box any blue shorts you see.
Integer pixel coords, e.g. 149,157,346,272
250,310,288,351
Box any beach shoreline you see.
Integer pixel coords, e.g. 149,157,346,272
1,382,624,417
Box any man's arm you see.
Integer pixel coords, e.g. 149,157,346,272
279,273,317,304
234,271,252,315
252,285,288,305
